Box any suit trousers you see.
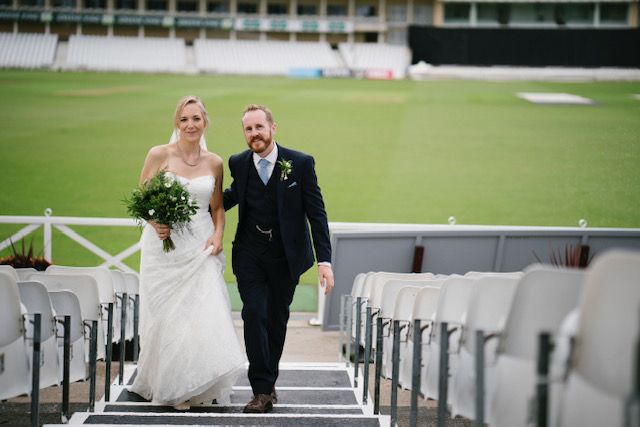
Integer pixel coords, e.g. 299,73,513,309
232,242,297,395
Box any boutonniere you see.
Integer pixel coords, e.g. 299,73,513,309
277,159,293,181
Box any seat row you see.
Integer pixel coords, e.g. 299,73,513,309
0,32,411,77
0,264,140,423
340,249,640,427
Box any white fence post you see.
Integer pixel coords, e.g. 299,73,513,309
43,208,53,262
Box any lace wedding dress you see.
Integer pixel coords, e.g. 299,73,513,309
129,173,246,405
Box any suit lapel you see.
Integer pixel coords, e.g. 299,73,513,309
276,146,287,213
238,150,253,209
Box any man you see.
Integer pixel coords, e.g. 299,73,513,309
223,104,334,414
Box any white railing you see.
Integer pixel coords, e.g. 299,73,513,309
0,209,140,274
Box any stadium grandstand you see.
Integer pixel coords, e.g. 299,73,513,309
0,0,639,74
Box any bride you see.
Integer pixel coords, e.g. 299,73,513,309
129,96,246,410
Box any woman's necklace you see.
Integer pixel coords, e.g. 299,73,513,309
176,142,201,167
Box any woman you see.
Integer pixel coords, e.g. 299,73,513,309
129,96,245,410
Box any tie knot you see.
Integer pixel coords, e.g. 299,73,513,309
258,158,269,168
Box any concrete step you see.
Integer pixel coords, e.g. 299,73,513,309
53,363,390,427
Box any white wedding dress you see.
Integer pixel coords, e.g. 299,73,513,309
129,173,246,405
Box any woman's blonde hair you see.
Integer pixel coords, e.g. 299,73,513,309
174,95,210,129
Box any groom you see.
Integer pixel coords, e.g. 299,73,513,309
223,104,334,413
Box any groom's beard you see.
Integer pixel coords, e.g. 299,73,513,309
248,133,273,154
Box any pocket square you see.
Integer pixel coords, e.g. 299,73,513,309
287,181,298,188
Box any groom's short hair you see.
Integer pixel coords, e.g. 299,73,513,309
243,104,274,125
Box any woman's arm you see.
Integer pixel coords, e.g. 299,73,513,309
139,146,171,240
207,154,225,255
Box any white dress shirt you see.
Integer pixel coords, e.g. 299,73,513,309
252,142,279,181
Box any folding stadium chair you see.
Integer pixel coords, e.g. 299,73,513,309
406,286,442,427
29,273,104,361
0,271,30,401
450,275,520,422
123,272,140,362
18,281,62,390
0,264,19,280
556,250,640,427
109,269,129,384
423,276,478,402
16,267,38,281
488,266,585,427
49,290,87,422
46,265,116,400
387,285,425,426
356,273,432,394
49,290,87,383
399,282,445,391
368,277,441,413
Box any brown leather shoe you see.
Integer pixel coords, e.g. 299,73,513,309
271,387,278,404
243,394,273,413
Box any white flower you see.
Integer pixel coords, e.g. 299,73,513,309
181,196,186,201
148,209,155,216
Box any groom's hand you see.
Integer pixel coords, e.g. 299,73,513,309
318,265,334,295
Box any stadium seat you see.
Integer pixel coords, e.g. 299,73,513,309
0,33,57,69
423,275,477,400
66,35,186,73
194,39,341,75
0,271,30,400
29,273,105,361
557,250,640,427
46,265,116,346
18,281,62,390
450,275,521,420
123,272,139,342
399,285,442,390
49,290,87,383
0,264,19,280
488,266,585,427
16,267,38,281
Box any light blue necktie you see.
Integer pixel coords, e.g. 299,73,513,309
258,158,270,185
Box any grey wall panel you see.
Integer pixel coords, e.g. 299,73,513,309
587,237,640,256
421,236,498,275
325,236,417,329
500,236,582,272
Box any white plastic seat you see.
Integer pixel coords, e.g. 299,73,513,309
29,273,105,361
46,265,116,347
399,286,442,390
423,276,478,400
357,272,436,347
109,270,128,344
123,272,140,341
450,275,521,420
385,286,422,383
16,267,38,281
0,271,30,400
557,250,640,427
379,279,439,379
489,266,585,427
17,281,62,390
49,290,88,383
0,264,19,281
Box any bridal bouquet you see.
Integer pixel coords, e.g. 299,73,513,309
124,170,199,252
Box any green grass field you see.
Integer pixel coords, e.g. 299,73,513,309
1,70,639,310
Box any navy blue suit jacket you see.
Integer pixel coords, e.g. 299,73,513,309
223,145,331,282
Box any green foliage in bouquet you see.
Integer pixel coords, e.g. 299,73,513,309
124,170,199,252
